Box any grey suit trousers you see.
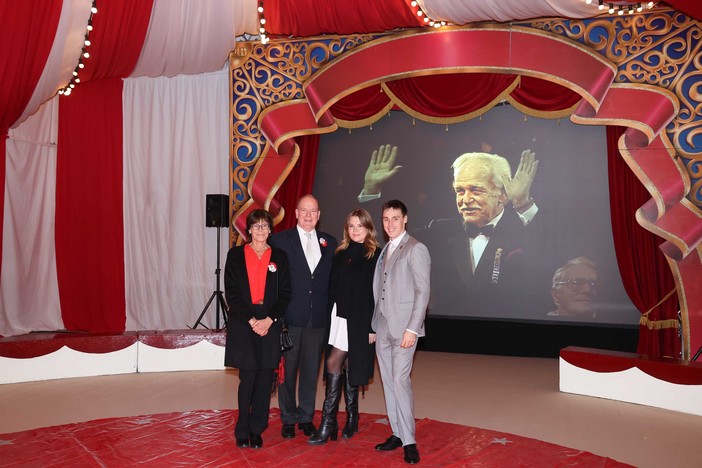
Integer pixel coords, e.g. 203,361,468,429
374,313,417,446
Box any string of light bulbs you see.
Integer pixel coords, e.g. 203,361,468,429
585,1,656,15
409,1,448,28
258,1,269,44
58,0,98,96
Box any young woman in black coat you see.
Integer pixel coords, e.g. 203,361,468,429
309,208,379,445
224,209,291,449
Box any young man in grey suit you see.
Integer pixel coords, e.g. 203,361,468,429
269,194,337,439
372,199,431,465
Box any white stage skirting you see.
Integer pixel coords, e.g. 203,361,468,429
0,330,225,384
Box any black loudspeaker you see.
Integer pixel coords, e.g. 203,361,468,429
205,194,229,228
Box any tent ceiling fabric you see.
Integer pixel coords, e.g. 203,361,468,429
419,0,601,23
8,0,700,129
130,0,259,78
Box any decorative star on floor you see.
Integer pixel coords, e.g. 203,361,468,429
375,417,390,425
491,437,512,445
133,417,157,425
0,439,13,446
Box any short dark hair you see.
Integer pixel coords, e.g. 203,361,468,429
245,209,274,233
381,199,407,216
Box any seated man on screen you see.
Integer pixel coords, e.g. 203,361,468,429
548,257,598,319
359,144,542,318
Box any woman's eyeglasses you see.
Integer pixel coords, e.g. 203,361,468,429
251,224,270,231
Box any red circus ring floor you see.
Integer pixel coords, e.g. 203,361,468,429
0,408,632,467
1,352,701,467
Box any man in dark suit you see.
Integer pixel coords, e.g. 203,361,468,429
362,146,542,318
269,194,338,439
372,200,430,465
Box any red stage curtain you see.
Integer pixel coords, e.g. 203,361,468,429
0,1,62,281
511,76,582,111
55,1,152,333
275,135,321,231
57,79,127,333
330,85,390,121
264,0,421,37
386,74,518,117
607,126,679,358
664,0,702,20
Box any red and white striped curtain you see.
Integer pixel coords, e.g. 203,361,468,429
1,0,256,335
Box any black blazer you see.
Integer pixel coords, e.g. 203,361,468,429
416,208,540,318
223,245,291,369
269,228,337,328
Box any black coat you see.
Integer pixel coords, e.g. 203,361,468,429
223,246,292,370
329,242,379,386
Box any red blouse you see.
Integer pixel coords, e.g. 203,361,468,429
244,244,272,304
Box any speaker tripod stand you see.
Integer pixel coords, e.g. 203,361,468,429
191,225,228,330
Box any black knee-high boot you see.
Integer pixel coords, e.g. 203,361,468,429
308,373,342,445
341,368,359,439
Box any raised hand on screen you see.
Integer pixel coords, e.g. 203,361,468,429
363,144,402,195
503,149,538,212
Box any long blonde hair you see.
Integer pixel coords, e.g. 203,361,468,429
336,208,379,259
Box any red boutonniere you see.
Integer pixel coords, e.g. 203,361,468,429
319,238,328,247
268,262,277,272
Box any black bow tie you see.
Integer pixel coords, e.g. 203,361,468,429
464,223,495,238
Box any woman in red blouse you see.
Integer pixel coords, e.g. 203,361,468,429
224,209,291,449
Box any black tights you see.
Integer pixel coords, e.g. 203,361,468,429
326,346,348,374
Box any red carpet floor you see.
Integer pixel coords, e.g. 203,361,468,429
0,409,631,467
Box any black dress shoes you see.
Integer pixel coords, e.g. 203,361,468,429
249,433,263,449
375,435,403,451
281,424,295,438
403,444,420,464
235,437,249,448
298,421,317,437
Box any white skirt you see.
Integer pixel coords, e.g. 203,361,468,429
327,303,348,351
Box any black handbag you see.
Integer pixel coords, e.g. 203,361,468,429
280,319,293,352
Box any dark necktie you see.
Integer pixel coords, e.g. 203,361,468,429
464,223,495,238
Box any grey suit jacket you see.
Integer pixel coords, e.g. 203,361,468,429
372,232,431,339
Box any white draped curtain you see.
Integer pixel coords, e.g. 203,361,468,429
3,99,63,334
123,69,230,330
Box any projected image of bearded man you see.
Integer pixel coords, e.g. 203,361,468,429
360,145,542,318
